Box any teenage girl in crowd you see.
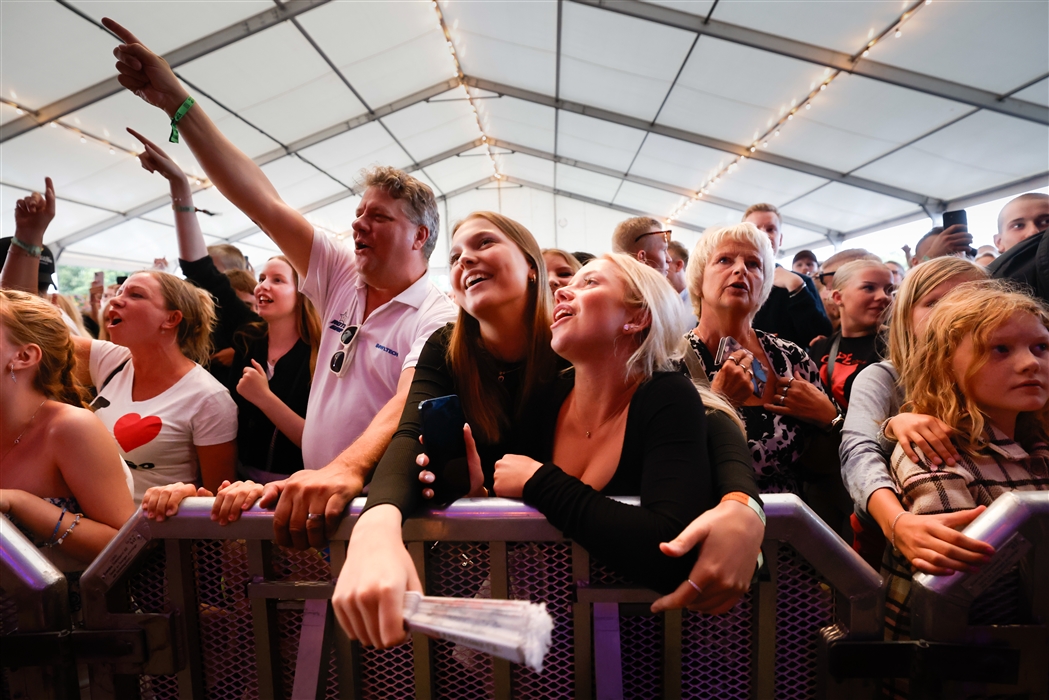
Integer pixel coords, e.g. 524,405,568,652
0,290,136,570
808,259,894,412
129,131,320,521
542,248,581,293
335,213,764,649
842,258,993,571
882,282,1049,655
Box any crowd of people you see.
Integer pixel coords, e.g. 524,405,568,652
1,18,1047,690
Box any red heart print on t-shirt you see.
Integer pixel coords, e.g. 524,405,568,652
113,413,163,453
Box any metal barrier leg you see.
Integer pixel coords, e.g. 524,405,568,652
593,602,624,700
290,599,331,700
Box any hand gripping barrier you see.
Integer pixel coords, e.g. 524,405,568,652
60,493,889,700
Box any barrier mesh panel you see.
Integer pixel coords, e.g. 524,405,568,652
774,545,835,700
129,546,179,700
271,546,333,582
620,610,664,699
589,556,633,587
426,541,495,699
681,594,753,699
192,539,258,700
324,641,341,700
277,607,304,699
360,636,416,699
968,565,1024,625
0,592,17,636
507,542,574,699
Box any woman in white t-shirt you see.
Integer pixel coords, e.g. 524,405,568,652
72,270,238,503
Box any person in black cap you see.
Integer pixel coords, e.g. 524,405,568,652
791,249,819,277
0,236,56,296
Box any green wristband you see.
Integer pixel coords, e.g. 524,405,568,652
169,96,196,144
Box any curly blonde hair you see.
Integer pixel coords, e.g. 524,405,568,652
0,289,86,407
901,280,1049,454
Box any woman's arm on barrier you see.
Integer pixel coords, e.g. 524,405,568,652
332,504,422,648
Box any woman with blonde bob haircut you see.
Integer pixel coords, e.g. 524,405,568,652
71,270,239,502
1,290,136,570
883,281,1049,654
683,223,839,496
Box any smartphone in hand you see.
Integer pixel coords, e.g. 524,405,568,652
418,395,471,504
714,336,767,398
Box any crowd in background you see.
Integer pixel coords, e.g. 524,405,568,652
1,17,1048,695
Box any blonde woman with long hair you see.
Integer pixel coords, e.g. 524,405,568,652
0,290,135,570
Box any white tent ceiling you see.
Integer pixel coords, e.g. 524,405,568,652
1,0,1046,278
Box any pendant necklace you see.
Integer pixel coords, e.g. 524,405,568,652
4,398,47,455
574,386,636,439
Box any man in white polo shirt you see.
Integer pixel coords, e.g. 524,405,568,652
103,18,456,548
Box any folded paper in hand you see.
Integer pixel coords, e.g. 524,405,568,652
403,592,554,673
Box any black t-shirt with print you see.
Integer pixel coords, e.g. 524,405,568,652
808,332,886,412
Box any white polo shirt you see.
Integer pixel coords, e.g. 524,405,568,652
299,230,457,470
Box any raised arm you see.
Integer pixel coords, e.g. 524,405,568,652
2,179,55,294
103,18,314,275
129,129,207,261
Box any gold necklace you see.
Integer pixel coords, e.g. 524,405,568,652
5,398,47,454
573,385,636,439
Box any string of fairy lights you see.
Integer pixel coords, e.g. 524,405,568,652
2,96,210,189
666,0,931,224
432,0,502,181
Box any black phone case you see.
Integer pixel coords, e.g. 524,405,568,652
418,395,471,505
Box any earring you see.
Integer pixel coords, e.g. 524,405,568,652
9,366,15,383
623,324,631,332
529,274,536,284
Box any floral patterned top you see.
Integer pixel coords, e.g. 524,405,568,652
686,329,825,494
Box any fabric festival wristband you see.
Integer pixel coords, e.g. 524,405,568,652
721,492,766,527
169,96,196,144
10,237,43,257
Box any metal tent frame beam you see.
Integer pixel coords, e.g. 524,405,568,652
567,0,1048,126
463,76,941,207
777,170,1049,259
489,138,837,237
223,141,487,243
0,0,334,142
50,93,475,256
500,175,706,234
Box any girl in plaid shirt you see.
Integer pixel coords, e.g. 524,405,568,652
882,282,1049,694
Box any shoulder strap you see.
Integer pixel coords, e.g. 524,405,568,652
679,335,708,382
826,333,842,387
99,359,129,393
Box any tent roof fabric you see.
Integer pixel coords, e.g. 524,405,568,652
1,0,1046,273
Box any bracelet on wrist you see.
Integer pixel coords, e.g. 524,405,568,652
169,96,196,144
890,511,909,553
10,237,43,257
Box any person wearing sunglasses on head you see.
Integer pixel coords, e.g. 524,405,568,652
611,217,673,278
102,18,457,549
743,204,831,350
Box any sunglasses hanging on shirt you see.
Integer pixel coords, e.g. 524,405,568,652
329,324,361,377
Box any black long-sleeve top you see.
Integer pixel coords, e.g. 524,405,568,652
180,256,310,475
364,323,763,593
753,268,831,349
523,372,716,593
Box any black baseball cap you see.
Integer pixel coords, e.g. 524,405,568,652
0,236,57,291
792,249,818,265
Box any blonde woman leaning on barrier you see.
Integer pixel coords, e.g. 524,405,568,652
0,290,135,569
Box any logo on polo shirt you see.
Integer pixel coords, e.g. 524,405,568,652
375,343,398,357
329,310,351,333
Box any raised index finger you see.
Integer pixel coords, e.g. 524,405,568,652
102,18,145,46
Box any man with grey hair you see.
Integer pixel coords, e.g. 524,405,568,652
611,216,672,277
102,17,457,548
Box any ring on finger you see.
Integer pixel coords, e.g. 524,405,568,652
776,395,785,405
729,356,742,365
306,513,323,524
786,377,795,388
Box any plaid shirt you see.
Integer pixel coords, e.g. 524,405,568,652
881,427,1049,698
890,428,1049,515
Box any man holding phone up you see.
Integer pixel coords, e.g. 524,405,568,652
103,19,457,549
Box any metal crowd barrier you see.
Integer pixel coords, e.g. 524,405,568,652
2,493,1039,699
